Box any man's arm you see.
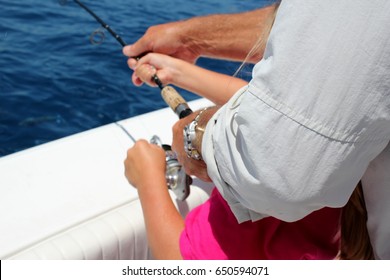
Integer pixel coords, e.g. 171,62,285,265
123,5,278,63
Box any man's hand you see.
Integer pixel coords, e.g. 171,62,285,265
123,6,277,64
123,21,200,64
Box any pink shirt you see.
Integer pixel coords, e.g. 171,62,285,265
180,188,340,260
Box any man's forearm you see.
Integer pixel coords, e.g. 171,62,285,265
180,5,277,62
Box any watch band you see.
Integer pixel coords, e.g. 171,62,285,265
183,108,209,160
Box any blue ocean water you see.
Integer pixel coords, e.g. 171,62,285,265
0,0,272,157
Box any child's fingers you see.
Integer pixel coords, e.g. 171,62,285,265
135,64,158,87
131,73,144,87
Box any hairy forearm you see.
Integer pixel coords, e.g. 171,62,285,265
179,5,277,62
137,175,184,260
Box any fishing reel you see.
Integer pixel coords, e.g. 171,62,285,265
150,135,191,201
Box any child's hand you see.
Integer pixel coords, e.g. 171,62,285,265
124,140,166,190
127,53,182,87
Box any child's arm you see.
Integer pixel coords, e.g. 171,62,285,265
128,53,248,105
124,140,184,259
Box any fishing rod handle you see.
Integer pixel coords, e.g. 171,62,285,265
134,64,193,118
161,86,193,119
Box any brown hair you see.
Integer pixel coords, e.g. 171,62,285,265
338,181,374,259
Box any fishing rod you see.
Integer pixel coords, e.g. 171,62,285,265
73,0,127,47
62,0,193,119
61,0,192,200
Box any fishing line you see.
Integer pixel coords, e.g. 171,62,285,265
114,122,136,143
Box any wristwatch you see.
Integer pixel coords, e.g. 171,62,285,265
183,108,208,160
183,120,201,160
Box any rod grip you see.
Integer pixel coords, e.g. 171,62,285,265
161,86,193,119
